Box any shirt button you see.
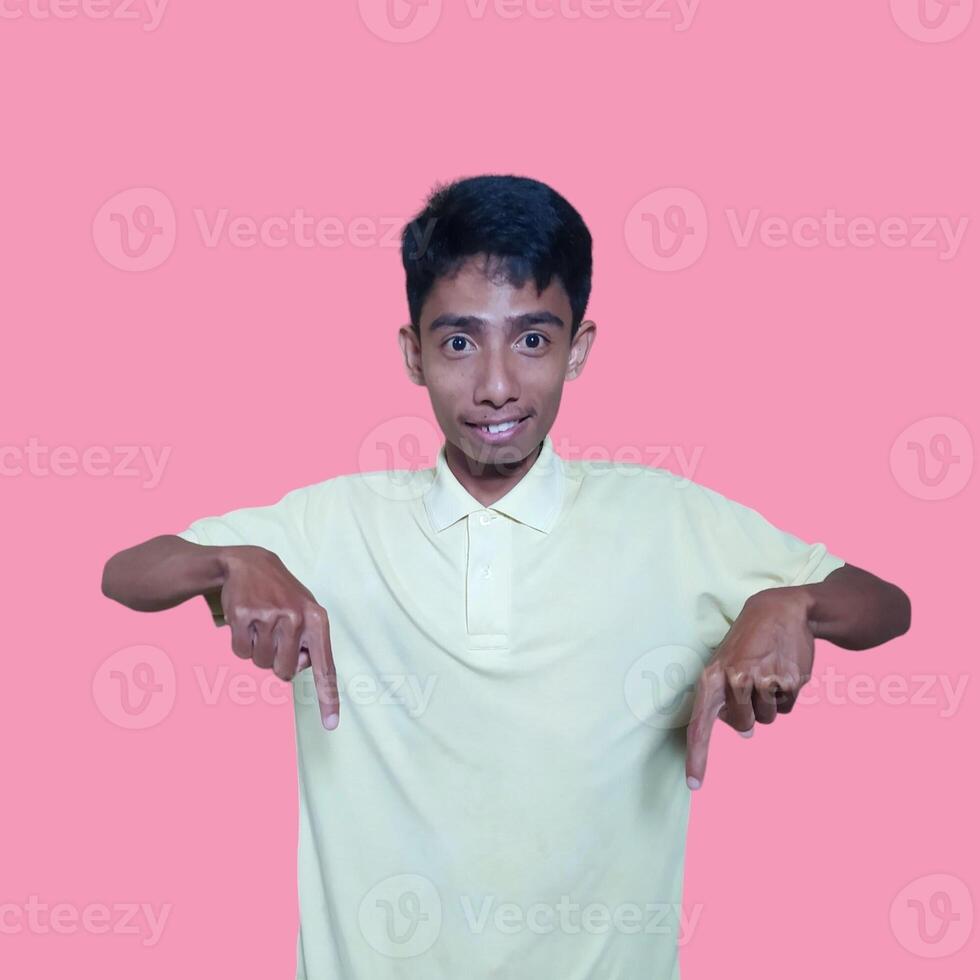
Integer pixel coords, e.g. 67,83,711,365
483,565,492,578
479,512,493,525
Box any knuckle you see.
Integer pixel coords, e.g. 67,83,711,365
306,604,328,628
280,608,302,628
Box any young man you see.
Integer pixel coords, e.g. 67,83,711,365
102,175,911,979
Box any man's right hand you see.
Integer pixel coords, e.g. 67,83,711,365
216,546,340,730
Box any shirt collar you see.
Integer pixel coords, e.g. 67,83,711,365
424,433,565,534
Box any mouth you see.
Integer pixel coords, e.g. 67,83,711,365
464,414,532,443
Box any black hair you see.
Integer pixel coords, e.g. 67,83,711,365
401,174,593,339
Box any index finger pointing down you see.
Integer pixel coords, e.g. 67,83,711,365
304,607,339,731
685,668,726,790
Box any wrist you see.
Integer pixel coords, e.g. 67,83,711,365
747,585,816,628
212,544,261,587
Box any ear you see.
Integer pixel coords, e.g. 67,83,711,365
566,319,597,381
398,324,426,386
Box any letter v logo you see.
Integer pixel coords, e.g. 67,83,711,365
625,187,708,271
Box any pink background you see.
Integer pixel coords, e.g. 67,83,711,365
1,1,976,977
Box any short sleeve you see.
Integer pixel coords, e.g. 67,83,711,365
681,481,846,635
176,484,321,627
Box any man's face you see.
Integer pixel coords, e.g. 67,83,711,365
399,254,596,470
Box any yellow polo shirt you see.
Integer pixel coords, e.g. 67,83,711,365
176,433,845,979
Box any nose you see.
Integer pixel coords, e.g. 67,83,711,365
473,340,521,408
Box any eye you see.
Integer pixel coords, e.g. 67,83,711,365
444,335,474,353
519,332,549,351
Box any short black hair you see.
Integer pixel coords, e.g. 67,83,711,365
401,174,593,339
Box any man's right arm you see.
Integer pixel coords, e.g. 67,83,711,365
100,535,341,730
101,534,237,613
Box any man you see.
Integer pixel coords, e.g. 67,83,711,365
102,174,911,979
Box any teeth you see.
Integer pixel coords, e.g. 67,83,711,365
481,420,519,434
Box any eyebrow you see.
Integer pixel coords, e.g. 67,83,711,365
428,311,566,333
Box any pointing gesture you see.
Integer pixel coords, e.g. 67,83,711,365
686,589,813,789
218,546,341,731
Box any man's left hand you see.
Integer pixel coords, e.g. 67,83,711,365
685,588,813,790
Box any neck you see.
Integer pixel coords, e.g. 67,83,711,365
444,439,543,508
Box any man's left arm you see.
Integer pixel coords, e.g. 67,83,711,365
796,561,911,650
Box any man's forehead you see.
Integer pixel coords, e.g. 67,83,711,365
424,259,570,318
